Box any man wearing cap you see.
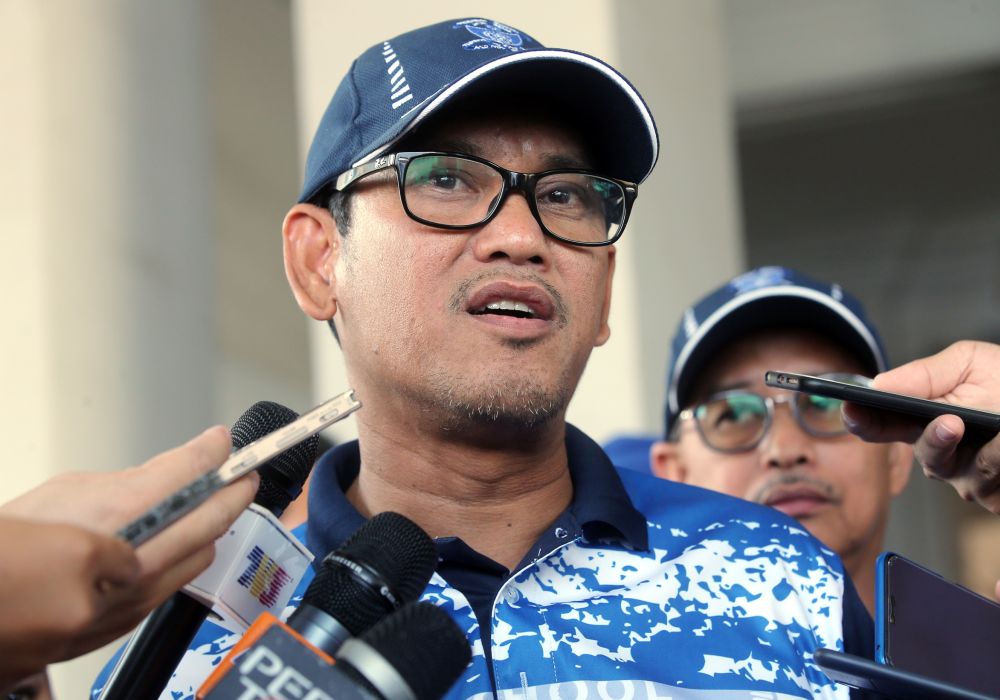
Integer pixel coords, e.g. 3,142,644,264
652,266,913,613
96,21,873,700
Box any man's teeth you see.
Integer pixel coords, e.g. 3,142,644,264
483,300,535,317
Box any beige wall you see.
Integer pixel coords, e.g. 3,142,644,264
0,0,306,693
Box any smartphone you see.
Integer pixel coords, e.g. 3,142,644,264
875,552,1000,697
764,371,1000,437
815,648,996,700
118,390,362,547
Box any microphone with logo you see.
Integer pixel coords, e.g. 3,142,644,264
197,511,439,696
99,401,318,700
204,600,472,700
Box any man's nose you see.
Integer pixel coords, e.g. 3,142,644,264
470,192,550,267
759,404,817,470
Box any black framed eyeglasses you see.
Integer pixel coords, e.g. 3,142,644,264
673,373,872,454
334,151,638,247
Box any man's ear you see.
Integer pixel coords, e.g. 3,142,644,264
283,204,339,321
650,440,688,482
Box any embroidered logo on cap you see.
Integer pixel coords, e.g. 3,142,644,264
454,19,527,52
728,265,791,295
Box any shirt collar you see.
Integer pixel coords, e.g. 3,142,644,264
564,423,648,550
305,424,648,560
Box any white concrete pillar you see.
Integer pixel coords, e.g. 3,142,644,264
593,1,746,437
291,0,743,443
1,0,216,692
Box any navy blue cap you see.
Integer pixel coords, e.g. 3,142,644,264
664,266,888,436
298,18,658,203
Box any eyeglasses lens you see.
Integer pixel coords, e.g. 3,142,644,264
403,155,502,226
795,393,846,436
535,173,625,243
402,155,625,244
695,390,849,451
695,394,769,452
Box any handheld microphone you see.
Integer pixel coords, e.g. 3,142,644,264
198,511,438,696
99,401,319,700
202,601,472,700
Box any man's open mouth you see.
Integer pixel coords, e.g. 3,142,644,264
464,282,556,323
471,299,538,320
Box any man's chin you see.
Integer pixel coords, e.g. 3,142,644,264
426,368,576,432
441,394,566,432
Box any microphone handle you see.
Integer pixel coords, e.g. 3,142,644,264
99,591,210,700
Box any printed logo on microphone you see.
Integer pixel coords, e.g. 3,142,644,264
237,546,292,608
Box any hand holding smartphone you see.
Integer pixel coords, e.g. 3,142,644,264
764,371,1000,440
118,390,362,547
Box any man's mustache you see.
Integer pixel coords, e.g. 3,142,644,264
750,473,839,505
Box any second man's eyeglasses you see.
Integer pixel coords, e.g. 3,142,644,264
674,373,873,453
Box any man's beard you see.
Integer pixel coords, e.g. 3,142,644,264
425,368,575,432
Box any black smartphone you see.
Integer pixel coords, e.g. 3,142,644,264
815,648,997,700
764,371,1000,437
875,553,1000,697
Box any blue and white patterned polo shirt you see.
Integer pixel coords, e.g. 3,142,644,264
94,425,870,699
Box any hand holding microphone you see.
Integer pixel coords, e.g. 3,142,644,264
0,424,257,681
0,392,360,693
0,517,138,691
99,400,322,700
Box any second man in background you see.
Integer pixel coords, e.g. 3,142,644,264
652,266,912,612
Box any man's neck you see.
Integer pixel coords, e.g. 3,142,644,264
842,545,879,616
345,416,573,571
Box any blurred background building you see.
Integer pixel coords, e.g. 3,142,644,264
1,0,998,693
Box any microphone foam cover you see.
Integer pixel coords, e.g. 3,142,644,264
301,512,437,635
335,511,438,604
231,400,319,514
359,601,472,700
298,561,396,636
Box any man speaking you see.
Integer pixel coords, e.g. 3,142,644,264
103,17,875,699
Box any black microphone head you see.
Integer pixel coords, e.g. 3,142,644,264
350,601,472,700
331,511,438,605
231,400,319,515
296,512,437,636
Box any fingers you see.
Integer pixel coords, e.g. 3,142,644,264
89,532,141,587
133,472,257,584
72,546,217,653
912,419,1000,515
842,403,927,443
125,424,257,598
969,436,1000,514
913,415,965,482
126,426,234,511
872,340,975,398
0,519,144,673
0,425,237,534
0,425,262,675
